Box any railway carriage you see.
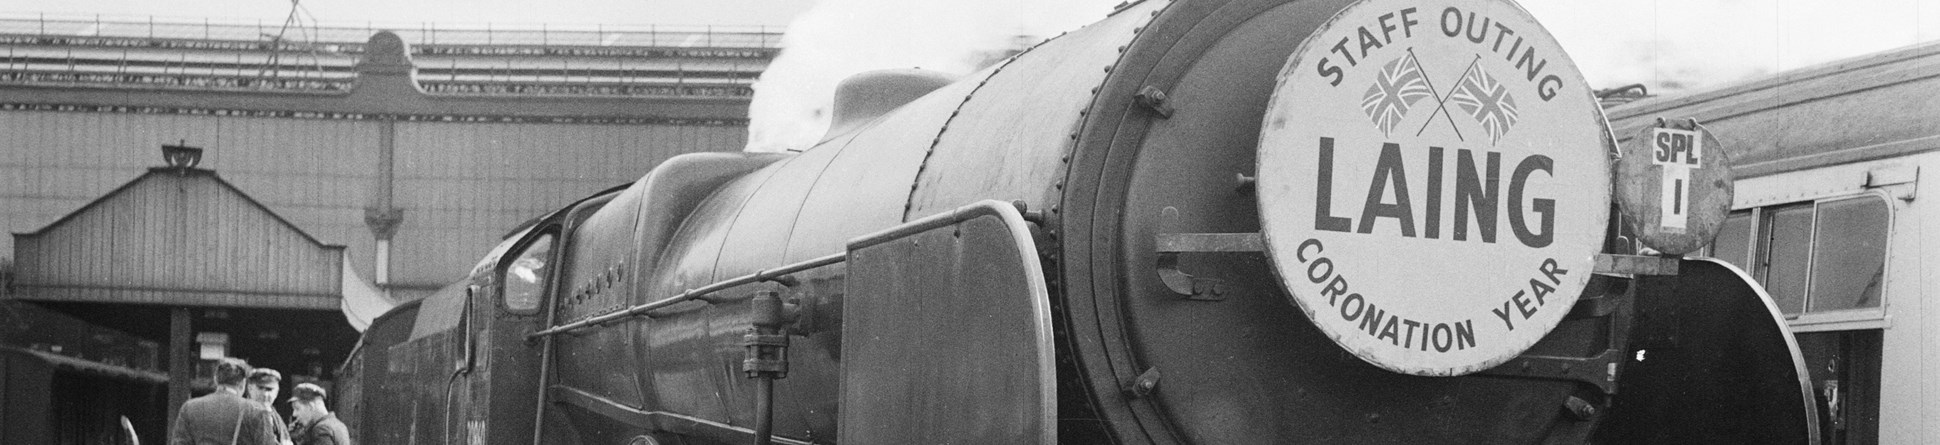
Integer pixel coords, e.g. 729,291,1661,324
1608,39,1940,445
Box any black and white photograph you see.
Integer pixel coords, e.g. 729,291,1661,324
0,0,1934,443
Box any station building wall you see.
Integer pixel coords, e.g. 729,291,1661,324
1,109,745,301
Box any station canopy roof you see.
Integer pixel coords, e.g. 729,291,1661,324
8,166,392,331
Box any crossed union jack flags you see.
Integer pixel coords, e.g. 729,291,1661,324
1360,49,1520,145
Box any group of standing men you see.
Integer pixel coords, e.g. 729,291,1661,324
169,357,353,445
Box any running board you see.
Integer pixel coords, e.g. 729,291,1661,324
548,385,819,445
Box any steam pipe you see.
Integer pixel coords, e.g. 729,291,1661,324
753,378,775,445
745,291,790,445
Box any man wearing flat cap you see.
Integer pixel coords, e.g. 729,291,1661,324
286,383,352,445
169,357,284,445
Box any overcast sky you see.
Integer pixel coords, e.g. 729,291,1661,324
4,0,816,28
9,0,1935,93
6,0,1936,149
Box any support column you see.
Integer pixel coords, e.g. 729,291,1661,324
165,307,191,437
355,31,414,299
365,117,403,298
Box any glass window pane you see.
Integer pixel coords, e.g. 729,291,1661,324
1808,197,1889,312
1760,204,1813,315
503,235,554,313
1711,210,1754,270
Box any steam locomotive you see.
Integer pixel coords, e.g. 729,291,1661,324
335,0,1821,443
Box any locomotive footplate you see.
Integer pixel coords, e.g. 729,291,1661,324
1477,349,1623,395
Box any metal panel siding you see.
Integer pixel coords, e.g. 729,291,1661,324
840,213,1054,444
343,302,419,445
201,114,380,284
903,3,1155,220
14,171,342,302
0,111,376,265
4,105,746,298
387,122,738,285
1606,43,1940,174
778,78,982,263
214,116,379,205
0,111,213,259
553,189,647,408
638,166,780,422
407,282,470,341
712,148,839,276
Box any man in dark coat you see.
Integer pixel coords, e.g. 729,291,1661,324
169,357,285,445
287,383,352,445
245,368,293,445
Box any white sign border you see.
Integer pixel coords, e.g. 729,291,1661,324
1254,0,1615,376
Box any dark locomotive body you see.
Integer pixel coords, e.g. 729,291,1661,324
335,0,1815,443
1606,39,1940,445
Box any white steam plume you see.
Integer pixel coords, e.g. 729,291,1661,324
745,0,1121,152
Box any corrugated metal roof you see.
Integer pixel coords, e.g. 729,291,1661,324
11,166,345,309
1606,41,1940,179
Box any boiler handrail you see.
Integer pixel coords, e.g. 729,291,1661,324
525,199,1034,339
526,252,843,339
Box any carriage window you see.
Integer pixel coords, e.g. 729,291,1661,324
1807,196,1889,312
1707,194,1891,318
1760,204,1814,315
503,234,555,313
1710,211,1753,270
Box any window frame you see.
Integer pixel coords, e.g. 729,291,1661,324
497,228,561,316
1707,190,1895,332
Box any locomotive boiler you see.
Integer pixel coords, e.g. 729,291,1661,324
336,0,1821,443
